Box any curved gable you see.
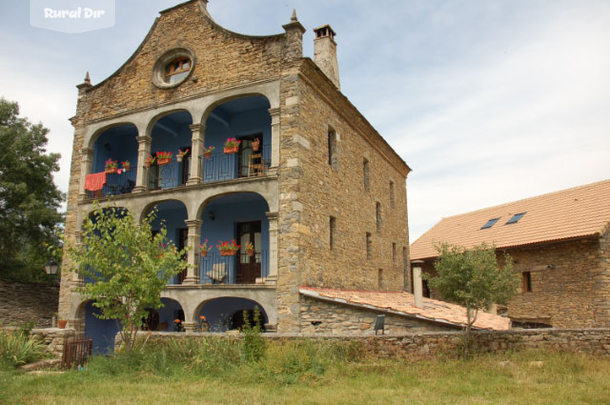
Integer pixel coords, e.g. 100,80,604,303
82,0,285,122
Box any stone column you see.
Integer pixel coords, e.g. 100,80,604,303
182,219,201,285
266,212,279,284
78,147,94,200
186,124,204,186
268,108,280,169
182,322,198,332
134,135,151,193
411,260,424,308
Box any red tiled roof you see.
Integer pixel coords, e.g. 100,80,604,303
411,179,610,260
300,287,510,331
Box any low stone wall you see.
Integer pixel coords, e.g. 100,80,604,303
30,328,76,360
133,328,610,359
0,279,59,327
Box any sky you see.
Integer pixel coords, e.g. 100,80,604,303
0,0,608,241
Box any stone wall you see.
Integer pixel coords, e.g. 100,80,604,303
30,328,77,360
0,280,59,327
135,328,610,360
293,59,410,292
299,296,455,335
419,237,609,328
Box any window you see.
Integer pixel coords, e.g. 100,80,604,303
389,180,395,209
366,232,372,260
376,202,382,232
329,216,336,250
506,212,526,225
481,218,500,229
392,242,396,266
164,57,191,84
523,272,532,292
378,269,384,290
363,158,370,191
328,129,337,168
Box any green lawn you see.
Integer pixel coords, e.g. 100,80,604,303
2,349,608,404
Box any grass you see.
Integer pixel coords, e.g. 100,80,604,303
0,340,608,404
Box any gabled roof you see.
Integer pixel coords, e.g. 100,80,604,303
300,287,510,331
411,179,610,260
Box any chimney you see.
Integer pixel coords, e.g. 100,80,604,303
313,24,340,90
411,260,424,308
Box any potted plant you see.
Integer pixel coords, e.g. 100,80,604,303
200,239,211,257
105,158,118,174
223,138,241,154
155,151,173,166
121,160,131,172
145,154,156,168
199,315,209,332
177,148,189,163
203,145,215,159
58,319,68,329
252,137,260,152
246,241,255,257
174,318,184,332
217,239,240,256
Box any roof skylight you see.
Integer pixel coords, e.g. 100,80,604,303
505,212,526,225
481,218,500,229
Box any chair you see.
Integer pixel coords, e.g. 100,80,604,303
248,153,266,176
374,314,385,335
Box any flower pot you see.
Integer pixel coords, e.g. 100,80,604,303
200,250,208,258
247,248,255,257
157,158,171,166
177,155,183,163
105,167,117,174
123,166,130,172
220,250,238,256
252,142,260,152
224,146,239,154
204,151,212,159
58,319,68,329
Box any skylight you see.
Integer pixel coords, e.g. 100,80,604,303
481,218,500,229
505,212,526,225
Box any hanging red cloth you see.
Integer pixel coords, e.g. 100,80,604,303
84,172,107,191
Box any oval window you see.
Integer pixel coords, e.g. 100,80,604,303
165,57,191,84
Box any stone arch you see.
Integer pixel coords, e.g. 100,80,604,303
87,122,138,150
199,93,272,124
139,198,190,224
145,108,194,138
193,296,269,332
75,299,120,354
195,191,271,220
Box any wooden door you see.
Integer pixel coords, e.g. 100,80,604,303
238,134,262,178
236,221,261,284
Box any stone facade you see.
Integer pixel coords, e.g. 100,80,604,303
0,280,58,327
30,327,77,361
58,0,411,336
418,233,610,328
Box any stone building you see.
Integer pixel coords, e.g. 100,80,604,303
410,180,610,328
58,0,508,352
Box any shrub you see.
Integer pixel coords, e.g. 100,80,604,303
0,329,47,369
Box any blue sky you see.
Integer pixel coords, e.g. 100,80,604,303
1,0,609,241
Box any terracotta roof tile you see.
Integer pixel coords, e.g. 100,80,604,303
411,179,610,260
300,287,510,331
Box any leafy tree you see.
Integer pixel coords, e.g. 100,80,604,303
65,206,187,350
426,242,519,357
0,98,64,282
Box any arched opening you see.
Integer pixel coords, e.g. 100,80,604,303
80,300,120,355
87,124,138,198
197,297,268,332
143,200,188,285
202,96,271,183
199,193,270,285
151,298,185,332
148,110,193,191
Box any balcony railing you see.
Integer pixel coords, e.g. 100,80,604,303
86,170,136,199
199,250,270,285
200,145,271,184
148,160,187,191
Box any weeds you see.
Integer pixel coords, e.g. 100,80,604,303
0,328,47,369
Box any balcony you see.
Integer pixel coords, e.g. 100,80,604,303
200,250,271,285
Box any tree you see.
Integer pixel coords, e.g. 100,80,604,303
426,242,519,357
65,206,187,350
0,98,64,282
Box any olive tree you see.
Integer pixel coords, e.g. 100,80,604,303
426,242,519,357
66,206,186,350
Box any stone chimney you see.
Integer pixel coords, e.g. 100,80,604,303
411,260,424,308
313,24,340,90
